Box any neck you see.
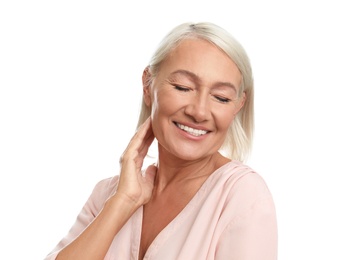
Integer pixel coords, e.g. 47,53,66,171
153,151,229,193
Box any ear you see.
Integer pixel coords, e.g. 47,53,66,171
142,66,152,107
234,91,246,115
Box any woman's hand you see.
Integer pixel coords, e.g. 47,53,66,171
115,117,157,208
54,118,156,260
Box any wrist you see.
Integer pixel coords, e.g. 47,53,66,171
105,192,141,215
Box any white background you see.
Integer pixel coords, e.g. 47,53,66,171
1,0,340,259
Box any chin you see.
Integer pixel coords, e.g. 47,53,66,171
172,149,211,161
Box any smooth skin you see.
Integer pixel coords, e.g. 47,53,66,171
56,38,245,260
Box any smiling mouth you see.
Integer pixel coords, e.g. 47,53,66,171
175,122,209,137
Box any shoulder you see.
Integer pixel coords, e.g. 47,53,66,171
212,160,275,215
216,160,271,193
92,175,120,194
214,162,278,258
92,175,120,200
85,176,120,213
231,161,271,194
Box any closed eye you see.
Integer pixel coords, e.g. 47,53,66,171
213,95,232,103
174,85,191,92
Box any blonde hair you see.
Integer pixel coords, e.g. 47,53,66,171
137,22,254,162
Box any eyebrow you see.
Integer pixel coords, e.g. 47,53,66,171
169,69,237,92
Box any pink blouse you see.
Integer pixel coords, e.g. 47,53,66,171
45,160,277,259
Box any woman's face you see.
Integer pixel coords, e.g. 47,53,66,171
144,38,245,161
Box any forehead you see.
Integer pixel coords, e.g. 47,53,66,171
157,38,242,88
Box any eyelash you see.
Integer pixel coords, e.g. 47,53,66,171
174,85,190,92
214,96,232,103
173,85,232,104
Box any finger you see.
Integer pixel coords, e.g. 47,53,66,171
137,124,154,156
143,164,157,184
120,117,153,163
127,117,152,151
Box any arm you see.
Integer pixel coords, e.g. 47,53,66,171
214,170,278,260
216,190,278,260
44,177,118,260
46,117,156,260
55,193,143,259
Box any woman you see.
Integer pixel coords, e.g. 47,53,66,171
45,22,277,260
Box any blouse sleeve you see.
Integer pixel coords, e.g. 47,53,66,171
44,176,119,260
216,172,278,260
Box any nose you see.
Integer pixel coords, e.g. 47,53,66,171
184,92,210,123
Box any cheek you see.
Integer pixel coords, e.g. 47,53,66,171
151,88,180,116
214,109,236,131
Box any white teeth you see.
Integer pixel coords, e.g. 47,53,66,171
176,123,208,136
